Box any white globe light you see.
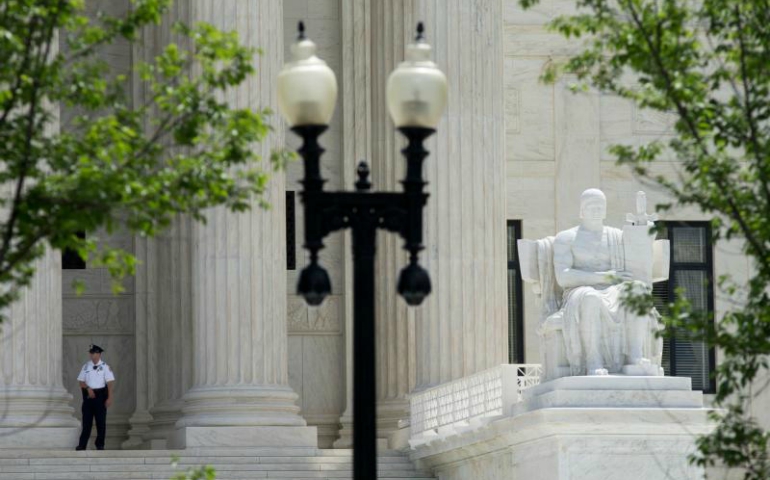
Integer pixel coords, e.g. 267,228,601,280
277,23,338,127
386,23,448,129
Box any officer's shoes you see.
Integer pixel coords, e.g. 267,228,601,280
96,447,105,451
75,446,85,451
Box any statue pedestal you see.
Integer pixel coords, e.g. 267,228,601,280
513,375,700,412
410,376,713,480
622,362,664,376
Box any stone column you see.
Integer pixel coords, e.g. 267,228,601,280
0,30,80,447
334,0,372,449
121,235,156,449
123,16,162,450
0,248,80,448
365,0,508,445
146,215,193,447
369,0,418,443
122,6,196,449
411,0,508,387
170,0,315,449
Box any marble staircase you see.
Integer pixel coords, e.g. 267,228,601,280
0,448,434,480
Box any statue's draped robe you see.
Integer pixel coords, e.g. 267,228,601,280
556,227,660,373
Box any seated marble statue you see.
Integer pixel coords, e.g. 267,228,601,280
519,188,668,379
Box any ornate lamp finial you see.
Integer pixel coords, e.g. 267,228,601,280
355,161,372,191
415,22,425,41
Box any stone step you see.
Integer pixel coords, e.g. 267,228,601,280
1,457,413,465
0,473,433,479
0,449,435,480
0,448,410,459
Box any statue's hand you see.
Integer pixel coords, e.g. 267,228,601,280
597,270,634,284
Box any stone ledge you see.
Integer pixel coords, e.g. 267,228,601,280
168,426,318,449
523,375,693,398
516,388,704,412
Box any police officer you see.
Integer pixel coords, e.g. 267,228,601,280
75,344,115,451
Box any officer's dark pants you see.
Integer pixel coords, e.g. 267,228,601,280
77,387,107,450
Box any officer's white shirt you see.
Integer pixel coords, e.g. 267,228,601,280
77,360,115,389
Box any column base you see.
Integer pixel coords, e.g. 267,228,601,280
377,398,409,447
0,386,80,449
176,385,307,428
304,414,340,448
121,410,154,449
0,427,79,449
332,410,352,448
170,385,316,448
168,425,318,449
143,400,184,449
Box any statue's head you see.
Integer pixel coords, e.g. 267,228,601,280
580,188,607,221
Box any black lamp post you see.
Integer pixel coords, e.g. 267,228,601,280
277,22,447,480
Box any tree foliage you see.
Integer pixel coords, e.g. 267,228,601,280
169,456,216,480
520,0,770,477
0,0,288,314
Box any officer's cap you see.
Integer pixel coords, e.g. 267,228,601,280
89,344,104,354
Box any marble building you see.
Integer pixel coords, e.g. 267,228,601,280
0,0,765,477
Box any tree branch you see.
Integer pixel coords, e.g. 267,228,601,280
733,5,770,208
0,1,63,268
0,229,50,279
0,12,42,126
622,0,770,269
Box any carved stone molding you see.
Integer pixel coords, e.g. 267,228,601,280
63,297,135,334
288,295,342,334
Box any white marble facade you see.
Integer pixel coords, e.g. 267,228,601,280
0,0,763,461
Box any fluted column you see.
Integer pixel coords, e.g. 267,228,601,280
170,0,315,449
145,215,193,447
334,0,372,449
412,0,508,389
370,0,417,442
339,0,507,448
0,248,80,448
124,9,197,448
0,31,79,447
122,235,156,448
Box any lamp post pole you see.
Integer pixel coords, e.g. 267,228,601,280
278,22,446,480
292,125,434,478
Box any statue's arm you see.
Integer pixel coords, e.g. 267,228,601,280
553,234,621,288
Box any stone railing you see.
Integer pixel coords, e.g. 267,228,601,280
408,364,542,448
